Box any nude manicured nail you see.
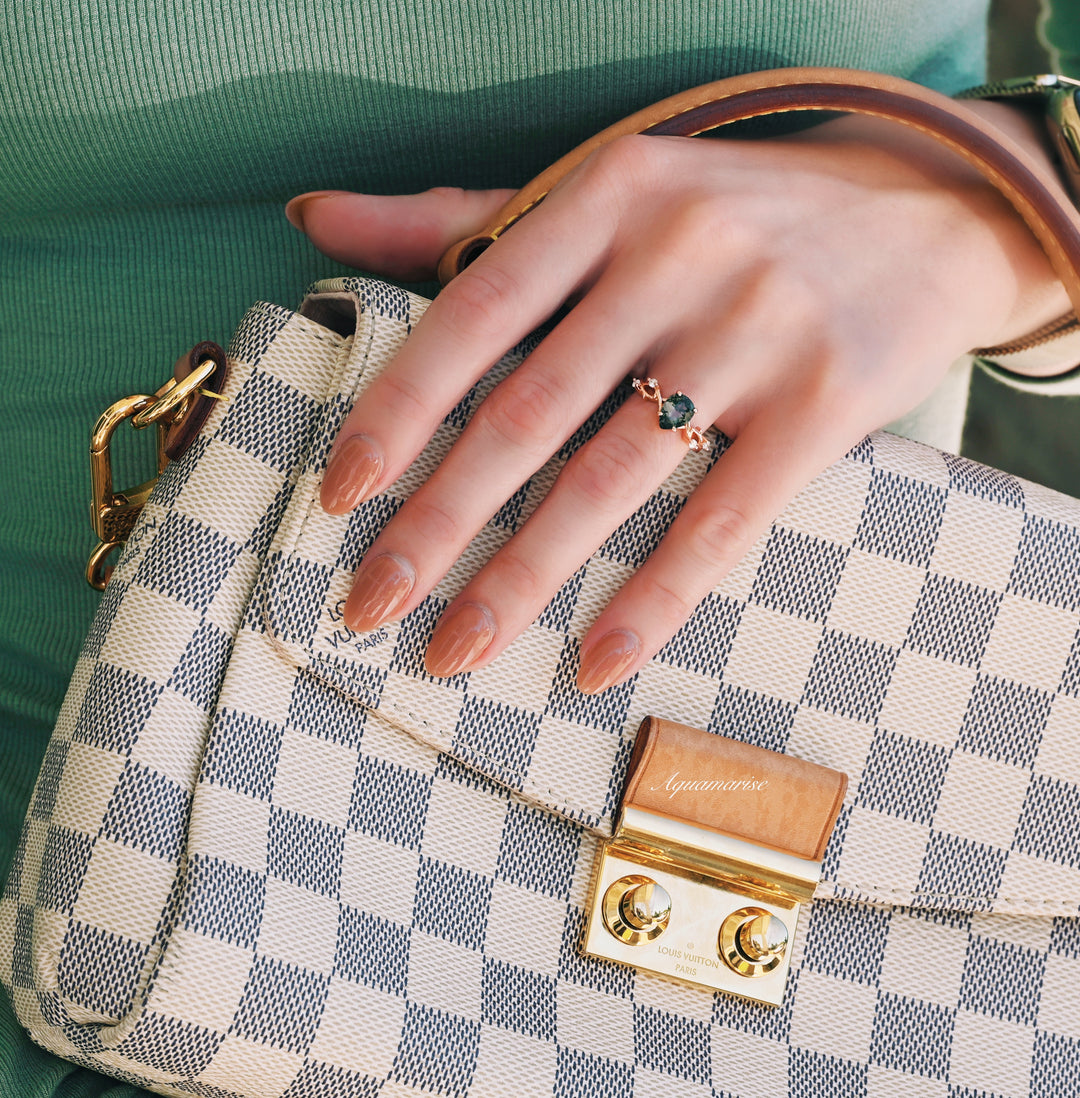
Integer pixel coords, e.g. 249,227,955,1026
425,603,497,678
284,190,351,232
322,434,383,515
577,629,641,694
345,553,415,632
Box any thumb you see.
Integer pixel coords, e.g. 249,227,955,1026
284,186,516,281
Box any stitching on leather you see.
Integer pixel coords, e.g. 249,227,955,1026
288,312,348,348
819,877,1079,910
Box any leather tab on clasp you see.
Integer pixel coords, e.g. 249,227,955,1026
582,717,847,1006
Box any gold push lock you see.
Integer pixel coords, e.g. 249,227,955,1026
583,718,847,1007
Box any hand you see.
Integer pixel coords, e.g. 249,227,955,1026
288,108,1069,693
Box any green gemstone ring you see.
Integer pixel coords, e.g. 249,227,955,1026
631,377,710,453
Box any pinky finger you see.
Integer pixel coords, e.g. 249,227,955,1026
576,405,858,694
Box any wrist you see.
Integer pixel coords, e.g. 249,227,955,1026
955,80,1080,374
790,109,1072,350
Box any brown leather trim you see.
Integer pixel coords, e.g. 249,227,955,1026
437,67,1080,326
163,341,228,461
622,717,847,862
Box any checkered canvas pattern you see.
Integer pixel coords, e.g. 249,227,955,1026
2,276,1079,1097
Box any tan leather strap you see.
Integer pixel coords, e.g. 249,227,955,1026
437,66,1080,322
622,717,847,862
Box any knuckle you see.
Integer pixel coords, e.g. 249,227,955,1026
683,500,758,567
474,371,568,452
577,134,660,197
373,370,431,426
666,193,730,241
568,431,648,507
425,185,467,201
484,551,545,605
743,263,827,332
439,262,518,337
636,570,700,626
659,196,762,275
593,133,653,170
401,495,461,549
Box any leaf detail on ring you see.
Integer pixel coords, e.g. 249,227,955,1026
658,392,696,431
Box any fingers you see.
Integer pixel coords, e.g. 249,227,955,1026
575,400,857,693
285,187,516,281
407,313,749,675
422,366,858,688
338,244,715,637
292,125,1006,696
321,177,623,517
423,395,695,676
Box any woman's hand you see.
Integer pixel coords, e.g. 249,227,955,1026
287,107,1069,693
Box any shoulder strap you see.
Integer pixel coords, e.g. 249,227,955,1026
437,66,1080,324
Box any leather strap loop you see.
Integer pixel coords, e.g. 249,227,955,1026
622,717,847,862
163,341,229,461
437,66,1080,325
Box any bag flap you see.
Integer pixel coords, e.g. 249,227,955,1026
257,277,1080,917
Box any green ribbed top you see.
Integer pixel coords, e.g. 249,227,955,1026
0,1,1071,1092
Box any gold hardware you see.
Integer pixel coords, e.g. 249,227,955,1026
86,359,220,589
130,359,221,429
86,540,122,591
1045,76,1080,204
89,392,166,588
602,876,672,945
583,806,820,1006
718,907,789,977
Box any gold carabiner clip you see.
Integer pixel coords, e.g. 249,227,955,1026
85,350,225,589
86,393,168,590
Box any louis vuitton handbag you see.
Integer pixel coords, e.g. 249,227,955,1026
4,69,1080,1098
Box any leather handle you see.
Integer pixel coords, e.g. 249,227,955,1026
437,66,1080,322
622,717,847,862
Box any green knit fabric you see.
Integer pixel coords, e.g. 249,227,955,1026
0,0,1066,1092
1042,0,1080,74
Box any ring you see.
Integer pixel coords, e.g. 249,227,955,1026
631,377,711,453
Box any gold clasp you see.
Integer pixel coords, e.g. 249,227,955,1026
130,358,221,430
583,806,821,1006
86,358,222,589
87,394,165,590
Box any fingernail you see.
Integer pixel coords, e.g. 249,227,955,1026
577,629,641,694
344,553,415,632
322,434,383,515
425,603,497,678
284,190,351,232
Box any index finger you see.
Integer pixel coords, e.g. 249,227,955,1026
320,180,617,516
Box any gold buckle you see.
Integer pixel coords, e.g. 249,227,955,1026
86,359,221,590
583,806,821,1006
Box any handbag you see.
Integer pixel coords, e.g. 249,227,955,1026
4,68,1080,1098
